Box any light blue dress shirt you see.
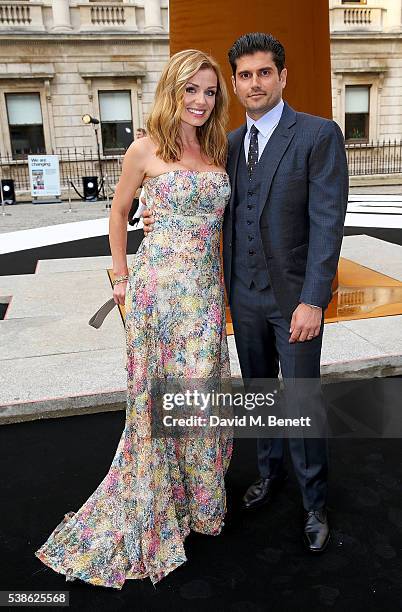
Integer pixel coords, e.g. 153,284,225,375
244,99,284,161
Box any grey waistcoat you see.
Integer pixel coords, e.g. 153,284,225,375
232,147,270,290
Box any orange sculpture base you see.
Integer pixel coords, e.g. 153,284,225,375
325,258,402,323
109,258,402,336
225,257,402,333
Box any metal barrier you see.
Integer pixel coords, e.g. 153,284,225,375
0,148,124,196
346,140,402,176
1,141,402,200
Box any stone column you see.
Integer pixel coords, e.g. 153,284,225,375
384,0,402,30
51,0,73,32
144,0,163,32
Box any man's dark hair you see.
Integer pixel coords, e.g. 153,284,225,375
228,32,285,78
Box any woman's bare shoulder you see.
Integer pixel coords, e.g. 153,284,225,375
123,137,157,174
127,136,157,155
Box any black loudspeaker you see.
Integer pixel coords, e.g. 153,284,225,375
1,179,16,204
82,176,98,201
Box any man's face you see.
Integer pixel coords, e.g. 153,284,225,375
231,51,287,120
136,130,145,139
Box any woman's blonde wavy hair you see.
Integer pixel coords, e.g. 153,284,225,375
147,49,229,167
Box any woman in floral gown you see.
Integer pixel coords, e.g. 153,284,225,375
35,49,232,588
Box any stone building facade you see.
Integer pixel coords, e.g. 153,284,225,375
0,0,169,160
330,0,402,143
1,0,401,187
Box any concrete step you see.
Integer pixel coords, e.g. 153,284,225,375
1,236,402,424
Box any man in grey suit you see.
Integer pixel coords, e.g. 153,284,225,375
143,32,348,553
223,32,348,552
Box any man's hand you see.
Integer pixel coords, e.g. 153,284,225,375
141,195,155,235
289,303,322,343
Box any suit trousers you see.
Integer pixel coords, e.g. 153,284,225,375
229,272,328,511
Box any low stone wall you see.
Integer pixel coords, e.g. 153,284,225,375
350,174,402,187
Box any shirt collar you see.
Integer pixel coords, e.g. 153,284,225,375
246,99,284,138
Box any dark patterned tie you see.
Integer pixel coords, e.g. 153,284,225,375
247,124,259,179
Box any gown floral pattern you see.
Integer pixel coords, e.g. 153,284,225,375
35,170,233,588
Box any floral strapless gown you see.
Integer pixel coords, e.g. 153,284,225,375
35,170,233,588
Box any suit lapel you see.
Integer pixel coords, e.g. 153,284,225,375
257,103,297,220
227,125,247,213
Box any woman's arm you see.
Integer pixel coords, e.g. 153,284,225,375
108,140,147,303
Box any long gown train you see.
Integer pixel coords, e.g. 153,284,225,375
35,170,233,588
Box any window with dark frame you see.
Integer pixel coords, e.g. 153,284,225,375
98,90,134,155
6,93,46,159
345,85,370,143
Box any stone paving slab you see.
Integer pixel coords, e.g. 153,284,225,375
0,312,124,360
341,315,402,355
0,200,110,234
1,270,111,319
340,235,402,281
0,349,127,424
37,255,114,273
321,321,385,365
36,254,137,273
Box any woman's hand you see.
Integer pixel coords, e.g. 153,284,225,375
113,280,128,306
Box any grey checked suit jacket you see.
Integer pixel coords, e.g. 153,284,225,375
222,102,349,322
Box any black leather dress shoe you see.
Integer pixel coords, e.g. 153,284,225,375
241,474,288,510
303,508,330,552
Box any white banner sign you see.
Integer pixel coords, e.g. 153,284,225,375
28,155,61,197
